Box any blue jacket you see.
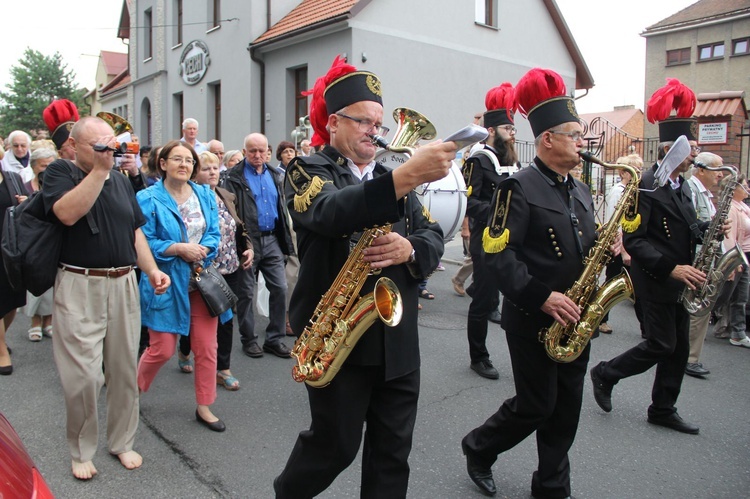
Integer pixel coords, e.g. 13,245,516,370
137,181,231,335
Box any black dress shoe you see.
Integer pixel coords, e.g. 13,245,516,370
195,410,226,432
471,360,499,380
647,413,699,434
0,364,12,376
685,362,710,377
242,343,264,358
263,342,291,358
590,364,613,413
461,440,496,496
487,310,502,324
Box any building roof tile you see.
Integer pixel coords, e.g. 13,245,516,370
253,0,360,45
644,0,750,33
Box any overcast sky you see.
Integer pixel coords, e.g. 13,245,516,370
0,0,698,115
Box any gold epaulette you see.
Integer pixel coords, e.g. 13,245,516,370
483,188,512,254
287,163,331,213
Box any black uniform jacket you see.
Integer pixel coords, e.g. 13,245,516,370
485,158,597,336
623,164,707,303
284,145,444,381
465,147,506,256
222,160,293,267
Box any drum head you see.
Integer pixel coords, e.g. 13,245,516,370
374,150,410,170
421,161,467,241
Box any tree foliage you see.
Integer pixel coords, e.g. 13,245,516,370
0,48,87,137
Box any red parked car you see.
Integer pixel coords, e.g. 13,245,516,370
0,411,54,498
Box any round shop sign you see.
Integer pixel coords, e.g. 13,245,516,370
179,40,210,85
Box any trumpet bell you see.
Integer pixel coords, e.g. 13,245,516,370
390,108,437,148
97,112,134,136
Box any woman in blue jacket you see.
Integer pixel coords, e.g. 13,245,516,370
136,140,231,432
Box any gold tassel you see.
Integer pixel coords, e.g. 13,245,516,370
466,186,472,198
483,226,510,254
620,214,641,233
293,176,326,213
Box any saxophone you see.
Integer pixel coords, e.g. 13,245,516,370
291,225,403,387
542,152,640,363
681,164,749,316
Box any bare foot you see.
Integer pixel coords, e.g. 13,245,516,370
116,450,143,470
72,460,98,480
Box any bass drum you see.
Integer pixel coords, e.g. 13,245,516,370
374,150,467,241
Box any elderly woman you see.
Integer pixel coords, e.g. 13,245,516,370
136,140,230,431
222,150,243,170
721,174,750,348
178,151,253,390
275,141,296,173
23,147,59,342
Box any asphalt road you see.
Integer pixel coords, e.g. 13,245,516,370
2,238,750,498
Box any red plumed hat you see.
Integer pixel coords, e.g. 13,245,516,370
306,55,383,147
646,78,698,142
483,82,516,128
43,99,80,150
514,68,578,137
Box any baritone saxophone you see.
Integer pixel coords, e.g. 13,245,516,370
542,151,640,363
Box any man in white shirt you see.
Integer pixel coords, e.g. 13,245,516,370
684,151,724,378
180,118,208,153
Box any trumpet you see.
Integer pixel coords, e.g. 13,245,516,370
370,107,436,156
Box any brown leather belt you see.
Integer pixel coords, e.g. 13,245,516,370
59,264,133,278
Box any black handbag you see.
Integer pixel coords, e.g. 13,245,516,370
192,263,238,317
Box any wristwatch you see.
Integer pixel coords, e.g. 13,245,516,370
407,248,416,264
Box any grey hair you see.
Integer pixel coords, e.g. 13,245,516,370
30,147,58,165
182,118,199,129
8,130,32,147
693,151,722,169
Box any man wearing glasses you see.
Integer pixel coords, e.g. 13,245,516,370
461,69,595,499
462,82,519,380
222,133,294,359
591,79,706,435
274,56,456,498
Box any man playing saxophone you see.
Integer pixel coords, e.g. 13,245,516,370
590,79,709,435
274,56,455,498
684,152,725,378
461,68,596,499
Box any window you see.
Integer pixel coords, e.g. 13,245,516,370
698,42,725,61
123,105,128,121
733,37,750,55
666,48,690,66
144,8,153,60
141,98,152,145
475,0,498,28
212,0,221,29
295,67,308,124
213,83,221,140
174,93,184,138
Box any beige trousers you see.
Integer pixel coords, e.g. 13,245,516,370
52,268,141,462
687,312,711,363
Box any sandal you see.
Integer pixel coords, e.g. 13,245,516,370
217,371,240,391
177,352,194,373
28,326,43,342
43,325,53,338
419,289,435,300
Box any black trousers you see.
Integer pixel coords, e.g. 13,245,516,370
275,365,420,499
597,300,689,418
467,249,500,362
463,332,590,499
178,269,241,371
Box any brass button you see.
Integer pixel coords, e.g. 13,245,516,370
550,234,556,239
557,252,563,258
578,230,583,236
548,228,554,233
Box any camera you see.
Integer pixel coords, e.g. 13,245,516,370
93,142,140,156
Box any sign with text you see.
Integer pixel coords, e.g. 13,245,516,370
179,40,210,86
698,122,728,145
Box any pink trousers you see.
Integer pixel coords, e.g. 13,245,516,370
138,291,219,406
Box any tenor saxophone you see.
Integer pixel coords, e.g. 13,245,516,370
681,164,749,316
542,152,640,363
291,225,403,387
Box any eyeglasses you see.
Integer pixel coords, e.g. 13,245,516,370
691,146,702,153
336,113,390,136
549,130,584,142
497,125,517,134
168,156,196,166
